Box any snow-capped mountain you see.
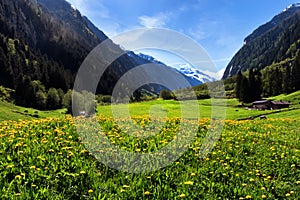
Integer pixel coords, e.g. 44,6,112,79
282,3,300,12
137,53,165,65
176,63,216,83
136,53,215,85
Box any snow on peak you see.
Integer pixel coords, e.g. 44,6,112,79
71,4,77,11
283,3,300,12
137,53,165,65
177,63,216,83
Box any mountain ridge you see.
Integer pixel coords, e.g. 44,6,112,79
222,3,300,79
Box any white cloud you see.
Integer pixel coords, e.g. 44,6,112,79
138,13,171,28
189,26,207,41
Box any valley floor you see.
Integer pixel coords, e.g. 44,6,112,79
0,91,299,199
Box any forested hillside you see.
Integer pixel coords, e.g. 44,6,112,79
0,0,162,110
222,4,300,80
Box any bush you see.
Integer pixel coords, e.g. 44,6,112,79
160,90,174,100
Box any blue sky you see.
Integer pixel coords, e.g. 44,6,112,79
67,0,298,78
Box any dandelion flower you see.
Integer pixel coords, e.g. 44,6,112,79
6,164,14,169
245,195,252,199
179,194,186,198
15,175,21,179
262,194,267,198
144,191,150,195
88,189,93,193
184,181,193,185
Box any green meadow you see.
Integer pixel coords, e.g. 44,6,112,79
0,91,299,199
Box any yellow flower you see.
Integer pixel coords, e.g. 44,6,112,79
249,178,255,182
6,164,14,169
179,194,186,198
262,194,267,199
80,171,86,174
191,173,196,176
30,166,36,169
291,164,296,168
286,193,290,197
245,195,252,199
123,185,130,188
184,181,193,185
15,175,21,179
144,191,150,195
88,189,93,193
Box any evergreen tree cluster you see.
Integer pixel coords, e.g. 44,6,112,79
235,69,262,103
0,33,73,110
261,50,300,97
235,51,300,102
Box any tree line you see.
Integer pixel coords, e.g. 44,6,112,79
235,50,300,102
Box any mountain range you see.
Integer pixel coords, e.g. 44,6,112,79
136,53,215,85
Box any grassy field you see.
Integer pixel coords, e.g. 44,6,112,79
0,101,65,122
97,98,300,120
0,115,299,199
1,91,299,122
0,92,299,199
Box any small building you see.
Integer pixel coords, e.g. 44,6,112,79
252,100,272,110
271,101,290,110
252,100,290,110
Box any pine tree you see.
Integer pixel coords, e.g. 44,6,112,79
235,71,243,101
47,88,60,110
